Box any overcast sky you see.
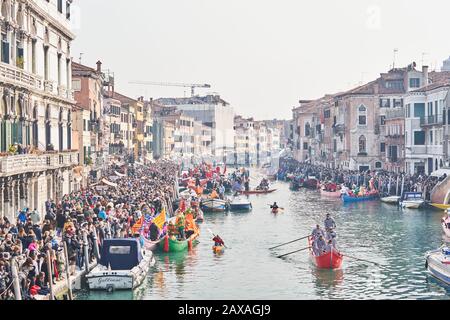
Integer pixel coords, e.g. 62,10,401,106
72,0,450,120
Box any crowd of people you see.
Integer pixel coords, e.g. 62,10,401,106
0,159,180,300
278,161,443,200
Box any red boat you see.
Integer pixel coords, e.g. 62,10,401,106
308,237,343,269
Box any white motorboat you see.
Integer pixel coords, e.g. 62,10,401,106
86,238,155,291
380,196,400,204
400,192,425,209
442,217,450,238
425,246,450,286
229,196,252,211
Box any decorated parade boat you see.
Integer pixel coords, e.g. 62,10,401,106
342,192,379,203
160,232,200,253
308,237,343,269
86,239,155,291
425,246,450,285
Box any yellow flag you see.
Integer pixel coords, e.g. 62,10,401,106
153,208,166,230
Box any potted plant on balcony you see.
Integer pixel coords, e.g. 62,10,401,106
8,144,18,155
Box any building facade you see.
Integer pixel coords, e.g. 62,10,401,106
0,0,78,221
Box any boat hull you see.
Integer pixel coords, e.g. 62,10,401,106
426,250,450,285
213,246,225,254
342,194,379,203
201,199,228,212
430,203,450,211
308,237,343,269
239,189,277,195
86,251,154,291
229,203,252,211
144,239,162,252
320,189,342,198
160,232,200,253
400,200,424,209
380,196,400,204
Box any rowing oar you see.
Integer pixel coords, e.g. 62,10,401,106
269,235,310,250
206,228,230,249
344,254,387,268
277,247,311,259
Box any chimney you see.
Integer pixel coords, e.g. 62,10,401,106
96,60,102,73
423,65,429,86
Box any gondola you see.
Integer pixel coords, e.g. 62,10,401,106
308,237,343,269
239,189,277,195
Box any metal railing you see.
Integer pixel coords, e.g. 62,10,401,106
420,114,443,126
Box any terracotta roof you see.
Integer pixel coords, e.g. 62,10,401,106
411,82,450,93
72,62,97,73
111,92,137,104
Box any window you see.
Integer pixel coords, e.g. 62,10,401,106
380,142,386,153
324,109,331,118
1,33,9,64
359,135,366,153
375,162,382,169
410,78,420,88
380,116,386,126
385,80,403,90
305,123,311,136
31,40,36,73
358,105,367,125
414,131,426,145
303,142,308,150
393,99,403,108
57,0,63,13
380,99,390,108
66,1,71,20
430,130,433,144
414,103,425,119
427,102,433,116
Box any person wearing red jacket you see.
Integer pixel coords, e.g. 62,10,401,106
212,235,225,247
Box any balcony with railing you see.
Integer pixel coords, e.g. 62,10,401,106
385,108,405,120
0,151,79,176
420,114,443,127
0,62,43,90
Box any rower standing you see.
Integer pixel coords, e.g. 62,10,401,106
324,213,337,231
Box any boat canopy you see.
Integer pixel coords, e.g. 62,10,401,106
431,168,450,178
100,239,143,270
402,192,423,200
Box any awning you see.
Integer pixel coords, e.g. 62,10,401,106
431,169,450,177
114,171,126,177
101,178,118,188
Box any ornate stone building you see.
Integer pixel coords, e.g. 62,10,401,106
0,0,77,221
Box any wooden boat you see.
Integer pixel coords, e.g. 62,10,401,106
160,231,200,253
342,193,379,203
304,178,319,190
308,237,343,269
212,246,225,254
201,198,228,212
425,246,450,286
320,189,342,198
239,189,277,195
400,192,425,209
430,203,450,211
144,238,162,252
86,239,155,291
380,196,401,204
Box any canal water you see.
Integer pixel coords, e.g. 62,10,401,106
77,172,450,300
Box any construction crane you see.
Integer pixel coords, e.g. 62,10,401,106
129,81,211,97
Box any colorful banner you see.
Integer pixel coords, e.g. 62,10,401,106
153,208,167,230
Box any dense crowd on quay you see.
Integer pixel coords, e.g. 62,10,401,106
0,160,179,300
277,160,445,200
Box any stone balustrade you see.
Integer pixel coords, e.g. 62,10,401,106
0,62,43,90
0,151,79,176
